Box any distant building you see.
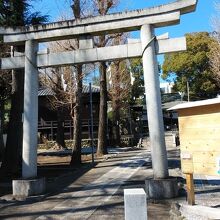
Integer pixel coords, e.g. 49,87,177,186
38,85,100,140
160,82,174,94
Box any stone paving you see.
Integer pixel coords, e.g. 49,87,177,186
1,133,219,219
0,147,163,219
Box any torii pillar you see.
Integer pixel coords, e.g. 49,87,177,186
141,25,178,199
13,40,45,197
22,40,39,178
141,24,168,179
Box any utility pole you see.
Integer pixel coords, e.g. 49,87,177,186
89,83,95,164
187,80,190,102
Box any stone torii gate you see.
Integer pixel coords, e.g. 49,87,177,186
0,0,197,197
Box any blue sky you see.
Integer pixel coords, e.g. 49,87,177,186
32,0,217,82
32,0,216,36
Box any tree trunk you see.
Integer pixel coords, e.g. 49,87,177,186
70,65,82,166
0,68,24,176
56,106,66,149
111,61,121,147
112,103,121,146
0,100,5,161
97,62,108,155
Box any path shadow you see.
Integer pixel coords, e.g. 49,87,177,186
0,161,96,198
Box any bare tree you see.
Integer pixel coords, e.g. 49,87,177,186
52,0,122,158
40,38,84,164
40,0,97,165
107,34,130,146
70,0,84,165
94,0,119,156
209,1,220,85
44,0,84,165
39,67,68,149
108,61,131,146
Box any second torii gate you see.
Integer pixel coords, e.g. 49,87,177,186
0,0,197,197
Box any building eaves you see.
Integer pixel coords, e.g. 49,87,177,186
38,85,100,96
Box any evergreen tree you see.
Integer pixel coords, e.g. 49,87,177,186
0,0,48,176
129,58,145,105
162,32,220,100
0,0,48,26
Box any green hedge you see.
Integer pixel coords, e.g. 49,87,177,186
38,137,136,150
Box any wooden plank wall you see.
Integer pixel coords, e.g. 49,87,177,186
178,104,220,176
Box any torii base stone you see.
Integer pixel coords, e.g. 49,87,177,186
13,178,45,197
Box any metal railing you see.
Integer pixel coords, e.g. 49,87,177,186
38,119,99,140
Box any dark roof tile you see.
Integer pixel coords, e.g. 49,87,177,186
38,85,100,96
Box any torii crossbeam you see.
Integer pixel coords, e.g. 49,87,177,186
1,0,196,44
0,0,198,197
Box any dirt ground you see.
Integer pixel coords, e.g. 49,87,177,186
36,153,105,180
38,154,90,166
0,153,97,198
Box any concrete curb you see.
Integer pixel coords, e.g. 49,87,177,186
180,204,220,219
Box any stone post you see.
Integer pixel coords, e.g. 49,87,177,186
124,188,147,220
22,40,39,179
141,24,168,179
